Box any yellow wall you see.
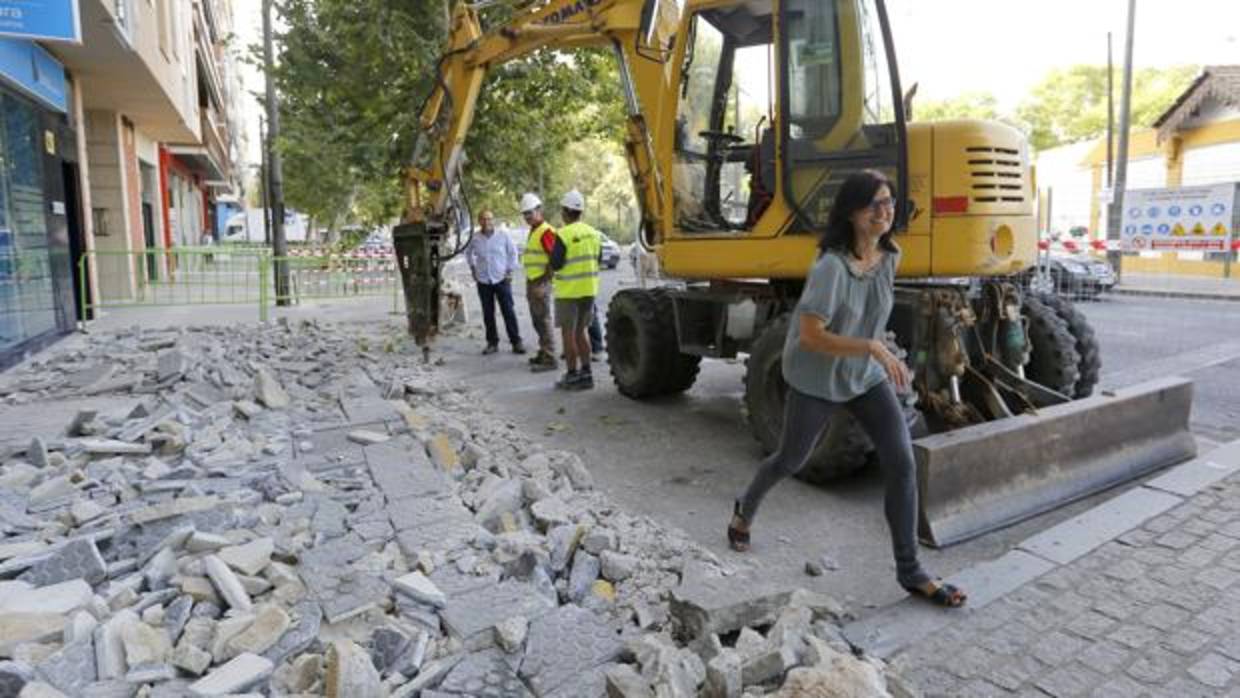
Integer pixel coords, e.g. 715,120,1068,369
1122,256,1226,277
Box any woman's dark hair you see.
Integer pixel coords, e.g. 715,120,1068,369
818,169,899,258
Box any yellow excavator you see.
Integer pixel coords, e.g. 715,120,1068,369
394,0,1195,546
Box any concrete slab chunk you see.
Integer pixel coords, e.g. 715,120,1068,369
520,605,623,695
19,539,107,587
187,653,273,696
218,538,274,577
440,580,557,641
440,649,530,697
203,555,253,613
392,571,447,608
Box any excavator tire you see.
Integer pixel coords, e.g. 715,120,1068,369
1022,294,1082,400
743,314,872,482
650,288,702,394
606,288,700,398
1040,293,1101,398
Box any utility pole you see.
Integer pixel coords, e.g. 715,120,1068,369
262,0,289,305
1106,32,1114,188
1105,0,1136,282
259,114,270,245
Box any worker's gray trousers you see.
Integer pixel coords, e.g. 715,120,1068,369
737,381,930,589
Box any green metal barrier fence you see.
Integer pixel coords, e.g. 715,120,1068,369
78,247,400,323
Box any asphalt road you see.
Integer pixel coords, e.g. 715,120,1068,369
432,260,1240,612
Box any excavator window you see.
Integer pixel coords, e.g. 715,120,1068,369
674,4,774,233
779,0,905,232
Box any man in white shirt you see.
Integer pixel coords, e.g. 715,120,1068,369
466,210,525,355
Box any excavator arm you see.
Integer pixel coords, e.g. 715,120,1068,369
395,0,678,344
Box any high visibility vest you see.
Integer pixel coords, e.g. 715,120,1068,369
552,221,601,299
524,222,553,281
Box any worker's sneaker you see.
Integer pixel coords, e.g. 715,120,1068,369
482,344,499,355
555,371,580,390
590,350,604,362
530,353,558,373
569,371,595,391
512,342,527,355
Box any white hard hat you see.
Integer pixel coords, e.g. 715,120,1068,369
561,189,585,212
519,192,542,213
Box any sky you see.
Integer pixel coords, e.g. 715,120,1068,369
888,0,1240,109
230,0,1240,170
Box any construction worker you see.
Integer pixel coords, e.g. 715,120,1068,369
548,189,602,390
520,193,558,372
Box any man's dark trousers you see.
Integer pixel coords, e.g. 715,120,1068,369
478,279,522,348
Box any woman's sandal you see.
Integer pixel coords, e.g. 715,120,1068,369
727,501,751,553
903,580,967,608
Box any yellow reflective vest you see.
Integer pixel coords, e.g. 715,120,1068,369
552,221,602,300
523,221,553,281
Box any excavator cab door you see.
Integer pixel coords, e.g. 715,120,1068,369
777,0,907,234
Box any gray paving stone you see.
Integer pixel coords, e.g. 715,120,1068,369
295,426,367,470
301,565,388,624
262,601,321,665
440,580,556,641
0,661,34,698
370,627,412,677
299,532,369,568
519,605,622,696
387,495,473,532
34,638,96,695
19,538,107,586
396,519,485,558
340,397,399,424
438,649,530,698
1186,652,1239,688
365,441,449,501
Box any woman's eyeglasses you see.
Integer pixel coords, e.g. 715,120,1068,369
867,197,896,215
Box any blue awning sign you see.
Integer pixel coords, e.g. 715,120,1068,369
0,0,81,44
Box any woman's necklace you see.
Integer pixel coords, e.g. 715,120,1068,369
850,246,883,275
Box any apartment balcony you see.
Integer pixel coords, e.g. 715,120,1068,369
167,108,233,190
47,0,198,142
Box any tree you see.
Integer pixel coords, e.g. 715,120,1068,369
1015,65,1198,151
914,91,1001,122
269,0,624,238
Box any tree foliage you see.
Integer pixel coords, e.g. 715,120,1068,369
1015,65,1198,150
914,91,1001,122
269,0,624,238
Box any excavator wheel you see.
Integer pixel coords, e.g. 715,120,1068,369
606,288,701,398
1022,294,1082,400
743,314,872,482
1039,293,1101,398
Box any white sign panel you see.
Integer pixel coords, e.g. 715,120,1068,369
1120,184,1234,251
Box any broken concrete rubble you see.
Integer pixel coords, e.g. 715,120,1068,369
0,321,896,697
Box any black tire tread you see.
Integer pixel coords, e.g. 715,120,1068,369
1039,293,1101,398
1022,294,1081,398
606,288,701,398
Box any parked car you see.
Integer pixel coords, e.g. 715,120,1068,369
1020,254,1116,299
599,234,621,269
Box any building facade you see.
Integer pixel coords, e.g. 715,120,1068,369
0,37,80,370
1034,66,1240,277
0,0,244,368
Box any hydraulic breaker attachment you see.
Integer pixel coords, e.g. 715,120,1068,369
393,222,444,350
914,376,1195,548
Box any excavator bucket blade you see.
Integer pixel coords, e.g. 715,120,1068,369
915,376,1195,548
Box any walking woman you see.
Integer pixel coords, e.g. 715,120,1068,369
727,169,966,607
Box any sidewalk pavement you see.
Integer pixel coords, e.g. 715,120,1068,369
1115,273,1240,301
845,439,1240,697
